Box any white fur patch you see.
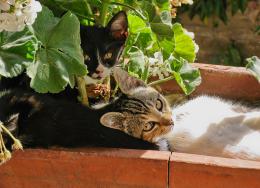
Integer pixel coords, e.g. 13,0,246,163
166,96,260,160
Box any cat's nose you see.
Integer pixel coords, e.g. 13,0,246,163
96,64,105,74
160,117,174,126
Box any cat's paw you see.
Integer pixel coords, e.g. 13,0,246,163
156,138,170,151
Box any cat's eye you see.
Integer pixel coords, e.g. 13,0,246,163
143,122,156,132
104,52,112,60
156,99,163,111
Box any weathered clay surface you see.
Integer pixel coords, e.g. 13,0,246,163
0,148,170,188
170,152,260,188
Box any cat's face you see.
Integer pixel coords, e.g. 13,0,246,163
80,11,128,82
100,68,173,143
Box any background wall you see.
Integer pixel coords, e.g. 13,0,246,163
179,1,260,65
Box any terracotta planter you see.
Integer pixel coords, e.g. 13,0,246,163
0,63,260,188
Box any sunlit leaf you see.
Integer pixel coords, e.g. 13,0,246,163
246,56,260,82
168,56,201,95
27,7,86,93
172,23,196,62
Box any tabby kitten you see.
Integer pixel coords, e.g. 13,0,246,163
106,91,260,161
1,68,173,150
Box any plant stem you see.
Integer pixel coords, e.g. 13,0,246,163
76,77,89,106
99,0,110,26
84,0,93,15
148,76,175,86
111,83,119,98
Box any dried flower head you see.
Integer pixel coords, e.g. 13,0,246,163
170,0,193,18
12,139,23,150
0,149,11,164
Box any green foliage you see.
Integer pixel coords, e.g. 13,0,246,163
1,0,201,96
210,42,244,67
181,0,248,24
255,25,260,35
170,57,201,95
246,56,260,82
123,1,200,93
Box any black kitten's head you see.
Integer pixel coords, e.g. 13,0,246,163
80,11,128,82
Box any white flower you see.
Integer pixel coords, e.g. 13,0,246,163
149,52,170,79
0,0,42,32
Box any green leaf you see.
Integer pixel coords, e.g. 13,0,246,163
150,22,173,39
0,28,37,77
128,13,149,33
159,38,175,59
168,56,201,95
150,11,173,40
40,0,96,17
140,0,156,22
154,0,171,12
127,47,146,78
28,6,86,93
246,56,260,82
172,23,196,62
27,49,84,93
127,13,156,52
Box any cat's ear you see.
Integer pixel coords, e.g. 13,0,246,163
100,112,125,131
113,67,147,95
107,11,128,40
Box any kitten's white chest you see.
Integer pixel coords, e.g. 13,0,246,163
165,96,260,161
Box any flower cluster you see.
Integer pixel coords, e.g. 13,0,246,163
149,52,170,79
0,0,42,32
171,0,193,18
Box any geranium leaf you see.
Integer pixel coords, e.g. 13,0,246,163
168,56,201,95
28,7,86,93
246,56,260,82
172,23,196,62
0,28,37,77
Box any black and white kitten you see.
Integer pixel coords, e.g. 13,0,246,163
81,11,128,84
